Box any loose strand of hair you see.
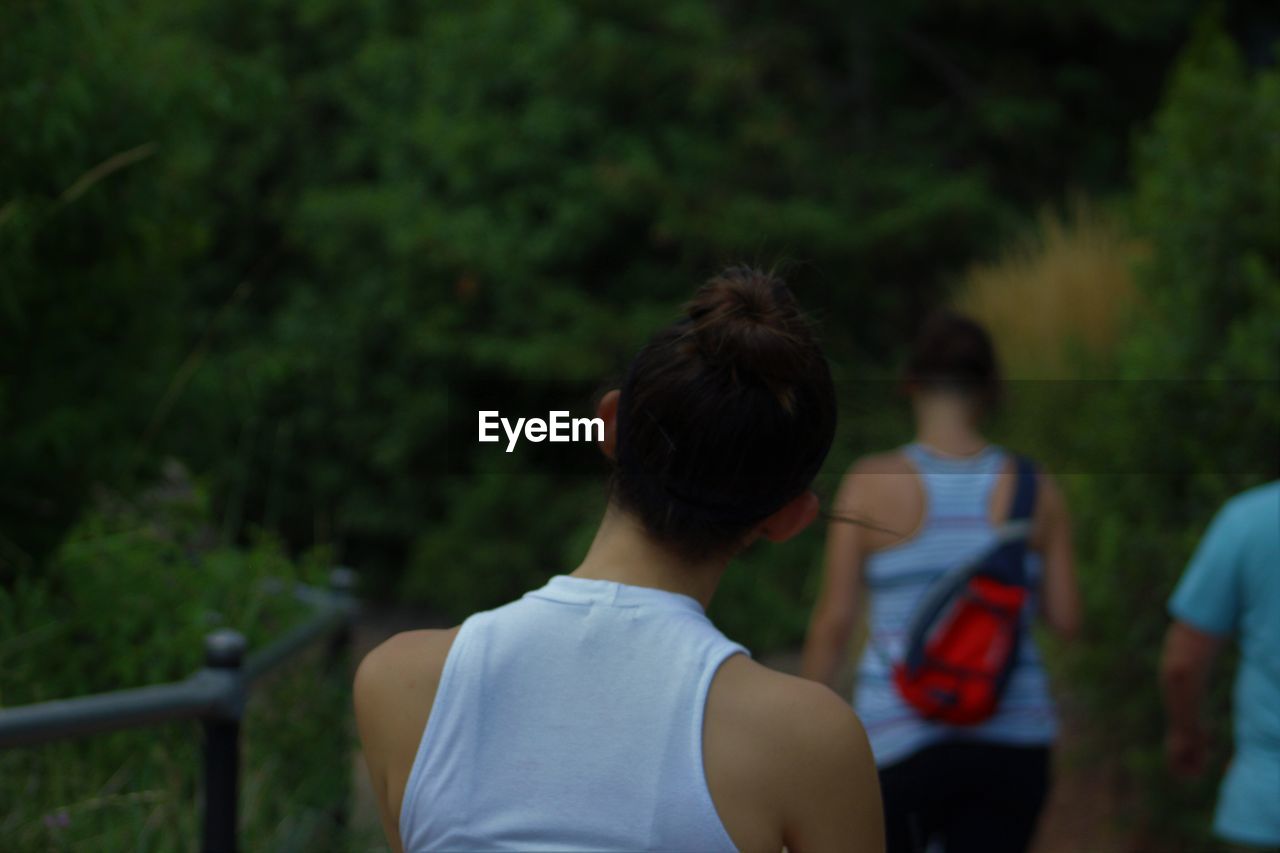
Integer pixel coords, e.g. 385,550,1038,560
818,510,905,537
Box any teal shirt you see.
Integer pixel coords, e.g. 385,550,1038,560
1169,480,1280,847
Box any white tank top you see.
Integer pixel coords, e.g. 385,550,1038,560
398,575,747,852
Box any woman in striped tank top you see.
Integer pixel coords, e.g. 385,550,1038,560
801,311,1082,853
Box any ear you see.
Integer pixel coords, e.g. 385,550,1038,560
757,489,820,543
596,389,620,460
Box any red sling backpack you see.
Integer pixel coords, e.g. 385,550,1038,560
891,455,1038,726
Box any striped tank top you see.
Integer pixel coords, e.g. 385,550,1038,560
853,442,1058,767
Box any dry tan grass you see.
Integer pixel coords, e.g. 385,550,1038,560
956,199,1147,379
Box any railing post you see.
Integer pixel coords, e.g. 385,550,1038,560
327,566,358,660
202,629,247,853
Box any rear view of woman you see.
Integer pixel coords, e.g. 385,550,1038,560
356,268,884,852
802,311,1081,853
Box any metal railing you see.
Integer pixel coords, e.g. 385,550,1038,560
0,567,360,853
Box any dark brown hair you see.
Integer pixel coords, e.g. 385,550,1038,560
903,309,1002,412
613,266,836,561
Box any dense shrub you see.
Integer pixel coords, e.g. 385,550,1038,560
1066,26,1278,848
0,482,354,851
988,25,1278,850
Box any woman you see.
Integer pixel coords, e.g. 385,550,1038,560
801,311,1081,853
355,268,884,852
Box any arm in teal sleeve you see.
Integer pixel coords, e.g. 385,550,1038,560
1168,499,1245,638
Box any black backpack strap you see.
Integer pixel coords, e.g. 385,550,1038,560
1009,455,1038,523
981,455,1038,584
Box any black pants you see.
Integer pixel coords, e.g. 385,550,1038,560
878,741,1050,853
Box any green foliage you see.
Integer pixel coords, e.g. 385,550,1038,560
0,489,351,851
0,0,197,569
2,0,1212,616
4,1,1276,843
999,23,1280,849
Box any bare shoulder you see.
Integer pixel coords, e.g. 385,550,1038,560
705,655,877,850
848,450,914,480
710,654,872,767
718,654,844,707
836,450,915,507
705,655,880,850
354,627,459,705
353,627,460,773
354,627,461,843
836,450,921,551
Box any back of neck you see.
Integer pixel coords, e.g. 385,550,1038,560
572,504,727,609
912,394,988,457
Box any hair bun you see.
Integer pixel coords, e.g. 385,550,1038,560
685,267,812,384
613,265,836,557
